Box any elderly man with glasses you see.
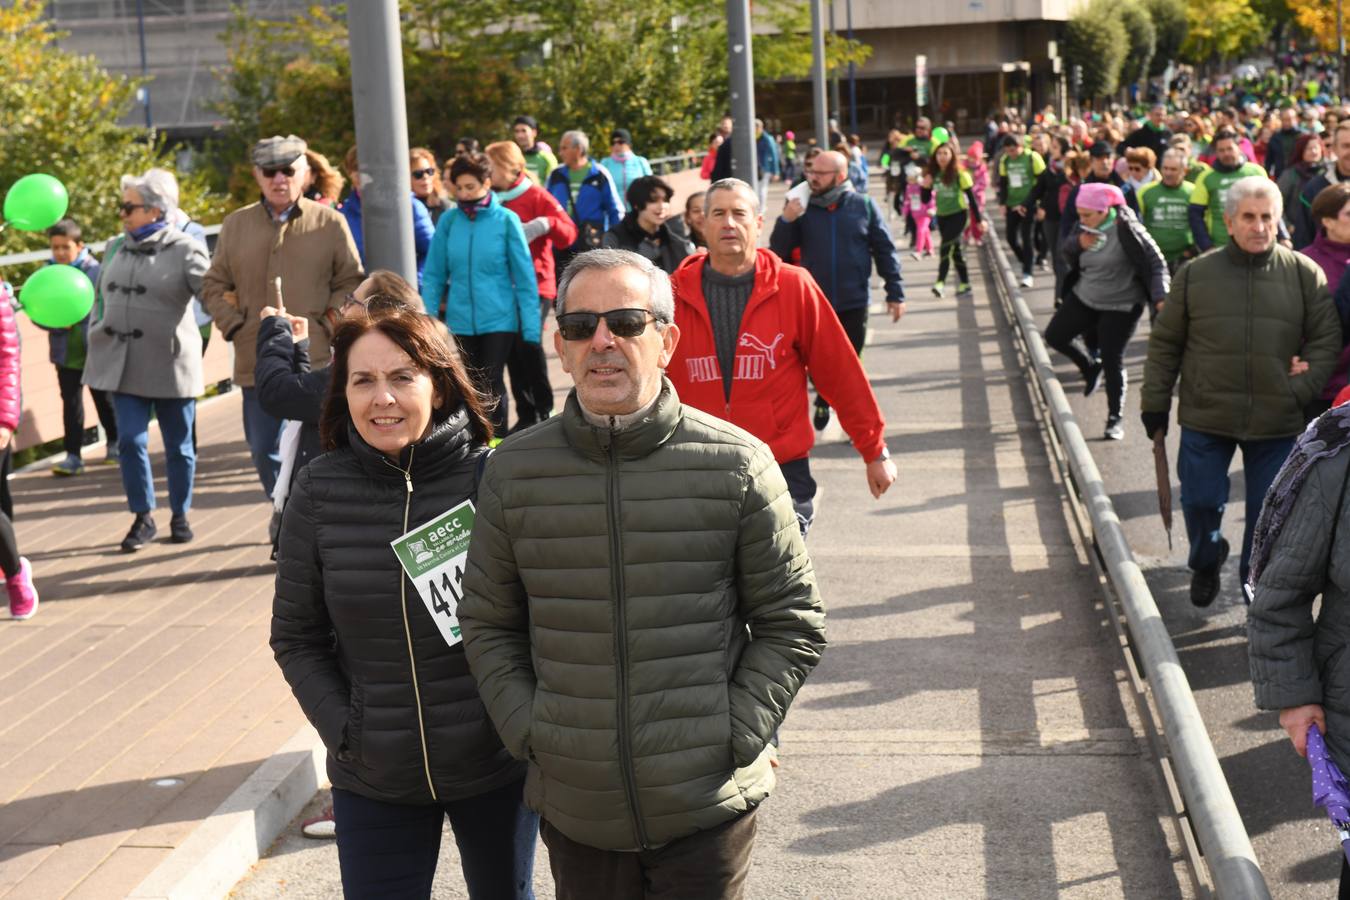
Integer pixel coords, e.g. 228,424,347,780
202,135,364,499
461,247,825,900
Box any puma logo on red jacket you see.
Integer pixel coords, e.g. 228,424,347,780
668,248,886,464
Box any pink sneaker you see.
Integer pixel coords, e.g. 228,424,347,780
8,557,38,620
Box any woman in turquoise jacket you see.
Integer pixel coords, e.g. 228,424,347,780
421,152,541,433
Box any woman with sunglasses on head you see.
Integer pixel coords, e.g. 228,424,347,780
410,148,451,226
272,309,537,899
85,168,210,552
421,152,540,434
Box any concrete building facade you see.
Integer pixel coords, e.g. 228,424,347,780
758,0,1083,139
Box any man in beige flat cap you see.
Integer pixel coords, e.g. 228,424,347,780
202,135,364,498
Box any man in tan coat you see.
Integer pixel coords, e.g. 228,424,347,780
201,135,363,497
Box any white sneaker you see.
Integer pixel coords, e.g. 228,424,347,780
1019,274,1034,288
931,281,945,298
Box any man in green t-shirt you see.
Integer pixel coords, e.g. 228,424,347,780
998,139,1046,286
512,114,558,187
1189,128,1267,250
1138,149,1196,273
903,118,936,162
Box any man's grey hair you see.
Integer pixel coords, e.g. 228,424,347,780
561,130,589,157
120,168,180,217
703,177,759,216
556,249,675,325
1224,175,1283,220
1160,148,1187,168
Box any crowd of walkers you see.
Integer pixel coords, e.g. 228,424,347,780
979,90,1350,896
0,98,921,895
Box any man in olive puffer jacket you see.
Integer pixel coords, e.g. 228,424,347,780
1141,175,1341,607
460,249,825,899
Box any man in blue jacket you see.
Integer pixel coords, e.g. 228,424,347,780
770,150,904,429
547,130,624,273
754,118,781,212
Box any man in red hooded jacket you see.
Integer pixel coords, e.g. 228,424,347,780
667,178,896,534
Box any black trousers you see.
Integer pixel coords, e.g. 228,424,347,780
1043,217,1067,300
937,212,969,285
456,332,518,435
505,306,553,431
779,456,817,537
0,446,16,576
1006,208,1035,276
332,779,537,900
1043,291,1144,419
814,306,868,416
56,365,117,456
543,808,757,900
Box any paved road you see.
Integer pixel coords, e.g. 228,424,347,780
1011,251,1338,895
233,186,1192,897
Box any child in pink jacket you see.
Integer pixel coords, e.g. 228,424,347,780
0,281,37,619
904,173,935,258
965,142,989,245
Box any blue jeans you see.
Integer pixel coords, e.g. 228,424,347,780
113,394,196,517
332,778,537,900
1177,427,1296,584
241,387,283,498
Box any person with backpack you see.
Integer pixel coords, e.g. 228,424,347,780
769,151,904,431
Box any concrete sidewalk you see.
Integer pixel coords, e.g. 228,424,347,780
233,216,1192,896
0,391,310,899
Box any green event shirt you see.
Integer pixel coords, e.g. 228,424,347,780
1137,180,1195,261
1189,162,1267,247
934,168,974,217
903,135,936,159
525,145,559,187
999,150,1045,208
1185,160,1211,184
566,165,588,210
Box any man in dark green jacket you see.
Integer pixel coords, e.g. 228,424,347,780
460,248,826,899
1141,175,1341,608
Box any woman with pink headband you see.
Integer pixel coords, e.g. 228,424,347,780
1044,181,1170,440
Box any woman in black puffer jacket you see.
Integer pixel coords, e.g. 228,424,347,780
271,309,535,899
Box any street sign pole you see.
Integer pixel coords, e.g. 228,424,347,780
347,0,416,283
810,0,829,148
725,0,759,189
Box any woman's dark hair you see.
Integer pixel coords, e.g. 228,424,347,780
1312,182,1350,233
456,137,480,154
626,175,673,212
927,142,960,186
319,310,494,451
449,152,491,185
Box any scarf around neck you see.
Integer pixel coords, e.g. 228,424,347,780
457,194,491,219
128,219,169,241
809,182,852,208
494,176,531,204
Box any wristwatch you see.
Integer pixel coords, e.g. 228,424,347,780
870,447,891,464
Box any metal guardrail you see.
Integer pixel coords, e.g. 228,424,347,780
980,216,1272,899
648,151,702,176
0,224,223,268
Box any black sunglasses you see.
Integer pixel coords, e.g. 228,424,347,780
261,165,296,178
556,308,660,341
117,202,151,216
411,167,436,179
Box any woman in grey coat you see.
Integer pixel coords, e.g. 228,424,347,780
1248,404,1350,893
84,169,209,552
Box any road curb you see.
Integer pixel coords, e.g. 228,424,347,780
128,724,325,900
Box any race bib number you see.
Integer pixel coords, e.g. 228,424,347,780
910,197,923,211
890,162,902,176
1008,171,1025,189
390,499,476,649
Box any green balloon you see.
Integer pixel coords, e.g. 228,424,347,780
931,127,951,146
4,174,69,232
20,264,94,329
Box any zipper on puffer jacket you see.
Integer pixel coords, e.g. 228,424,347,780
384,447,438,801
606,430,650,849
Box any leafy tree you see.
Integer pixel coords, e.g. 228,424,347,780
1064,0,1128,101
1120,1,1158,88
213,0,872,204
1180,0,1265,64
1144,0,1189,76
1289,0,1337,52
0,0,224,260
